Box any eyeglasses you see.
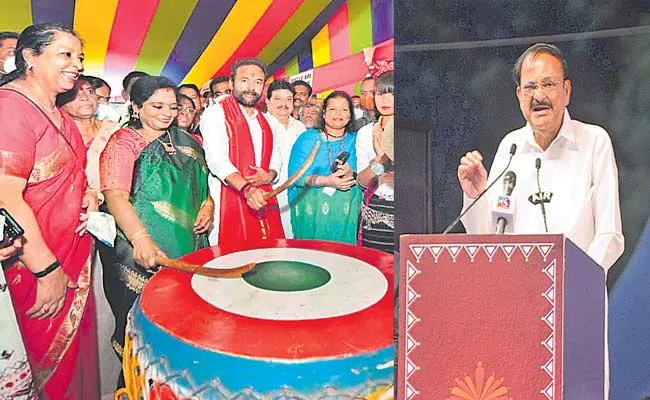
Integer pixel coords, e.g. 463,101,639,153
179,107,196,114
300,109,320,117
520,80,564,96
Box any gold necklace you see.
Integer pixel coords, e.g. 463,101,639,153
131,128,176,154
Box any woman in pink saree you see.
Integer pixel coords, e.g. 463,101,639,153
0,23,100,399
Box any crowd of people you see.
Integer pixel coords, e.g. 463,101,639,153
0,16,630,400
0,23,395,399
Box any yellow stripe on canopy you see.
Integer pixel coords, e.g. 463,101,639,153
181,0,272,86
135,0,199,75
311,24,331,68
0,0,32,32
73,0,119,77
257,0,329,65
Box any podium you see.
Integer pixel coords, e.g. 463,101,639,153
397,234,606,400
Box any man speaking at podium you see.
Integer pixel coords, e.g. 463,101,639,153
457,43,624,271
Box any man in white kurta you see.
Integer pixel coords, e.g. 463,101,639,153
459,44,624,271
263,80,306,238
458,44,623,398
460,109,624,270
201,61,282,245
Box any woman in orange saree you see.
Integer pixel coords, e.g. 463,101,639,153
0,24,100,399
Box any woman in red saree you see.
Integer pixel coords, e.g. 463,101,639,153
0,24,100,399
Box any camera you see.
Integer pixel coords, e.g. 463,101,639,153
0,208,24,247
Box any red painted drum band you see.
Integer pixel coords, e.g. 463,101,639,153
125,239,395,399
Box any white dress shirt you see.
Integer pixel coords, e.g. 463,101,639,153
264,112,306,238
201,99,282,245
356,122,394,200
461,110,624,271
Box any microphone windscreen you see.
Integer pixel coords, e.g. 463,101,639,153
509,143,517,155
503,171,517,196
536,158,542,169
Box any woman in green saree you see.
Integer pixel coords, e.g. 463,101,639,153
98,76,213,383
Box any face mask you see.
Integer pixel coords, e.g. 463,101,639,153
95,103,115,121
2,56,16,74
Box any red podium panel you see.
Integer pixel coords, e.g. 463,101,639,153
397,234,605,400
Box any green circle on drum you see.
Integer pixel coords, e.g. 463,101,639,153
243,261,331,291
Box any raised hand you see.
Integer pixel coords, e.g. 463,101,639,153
372,123,386,159
457,150,488,199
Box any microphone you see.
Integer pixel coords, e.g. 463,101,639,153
331,151,350,172
330,151,357,179
443,143,517,234
535,158,549,233
493,171,516,234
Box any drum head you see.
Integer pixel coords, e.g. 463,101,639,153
140,239,394,359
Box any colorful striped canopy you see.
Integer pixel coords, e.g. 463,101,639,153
0,0,393,97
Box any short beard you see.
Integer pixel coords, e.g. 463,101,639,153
234,89,262,107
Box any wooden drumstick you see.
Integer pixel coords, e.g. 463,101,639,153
155,255,255,278
263,142,320,201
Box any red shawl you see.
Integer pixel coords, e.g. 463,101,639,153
218,95,284,246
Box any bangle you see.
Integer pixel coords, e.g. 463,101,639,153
131,234,150,244
307,176,318,187
130,229,150,243
33,260,61,278
200,199,214,210
240,182,252,196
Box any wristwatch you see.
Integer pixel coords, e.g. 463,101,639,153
370,161,385,176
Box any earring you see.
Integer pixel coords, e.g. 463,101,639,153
133,111,139,119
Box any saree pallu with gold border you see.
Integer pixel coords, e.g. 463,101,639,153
0,89,98,399
100,127,209,360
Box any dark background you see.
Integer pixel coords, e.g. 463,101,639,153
394,0,650,291
393,2,650,398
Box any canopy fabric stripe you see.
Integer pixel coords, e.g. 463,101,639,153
31,0,74,27
180,0,271,87
266,0,345,74
0,0,32,31
73,0,119,77
0,0,393,96
210,0,303,79
134,0,199,75
103,0,158,88
159,0,236,84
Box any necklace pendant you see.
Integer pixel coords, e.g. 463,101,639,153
162,142,176,154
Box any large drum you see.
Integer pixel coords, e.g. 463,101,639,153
121,239,394,400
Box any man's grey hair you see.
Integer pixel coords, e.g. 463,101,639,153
299,103,323,129
299,103,322,116
512,43,568,85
